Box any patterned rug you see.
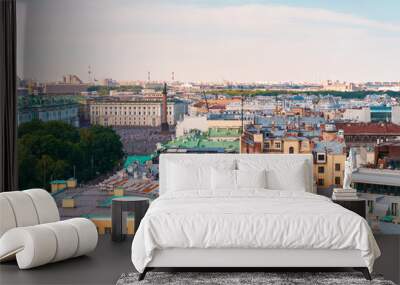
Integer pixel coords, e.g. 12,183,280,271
116,271,395,285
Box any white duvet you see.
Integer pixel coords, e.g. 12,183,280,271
131,190,380,273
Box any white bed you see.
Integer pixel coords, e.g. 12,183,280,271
131,154,380,280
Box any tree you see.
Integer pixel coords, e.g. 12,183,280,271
18,121,124,191
36,155,55,189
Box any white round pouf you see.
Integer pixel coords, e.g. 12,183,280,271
43,221,79,262
64,218,98,257
0,226,57,269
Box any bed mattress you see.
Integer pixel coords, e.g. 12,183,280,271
131,190,380,273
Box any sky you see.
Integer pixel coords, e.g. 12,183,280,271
17,0,400,83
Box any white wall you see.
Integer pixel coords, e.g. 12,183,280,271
175,115,208,137
343,108,371,123
392,106,400,125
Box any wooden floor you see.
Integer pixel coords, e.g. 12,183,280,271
0,235,134,285
1,234,398,285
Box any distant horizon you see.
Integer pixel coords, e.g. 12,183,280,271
19,76,400,85
17,0,400,83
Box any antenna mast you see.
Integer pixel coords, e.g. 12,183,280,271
88,65,92,84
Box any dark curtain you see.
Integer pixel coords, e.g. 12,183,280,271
0,0,18,192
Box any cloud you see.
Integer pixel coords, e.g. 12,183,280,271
18,0,400,82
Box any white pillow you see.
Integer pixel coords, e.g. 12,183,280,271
265,161,308,191
238,158,309,192
167,162,209,191
167,159,236,192
211,168,237,191
236,169,267,189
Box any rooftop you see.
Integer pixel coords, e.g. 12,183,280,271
313,141,345,154
353,168,400,187
336,122,400,135
18,95,78,109
370,106,392,112
207,113,242,120
208,128,241,137
376,141,400,148
162,133,240,152
124,154,154,169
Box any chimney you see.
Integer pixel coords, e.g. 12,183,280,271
161,83,169,133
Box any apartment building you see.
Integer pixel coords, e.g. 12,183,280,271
313,141,346,189
241,124,345,189
263,137,312,154
335,122,400,147
351,142,400,220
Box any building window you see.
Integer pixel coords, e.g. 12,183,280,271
318,179,324,186
391,203,398,216
275,142,281,148
367,200,374,213
289,146,294,154
335,163,341,171
318,166,324,173
335,176,341,185
316,153,326,163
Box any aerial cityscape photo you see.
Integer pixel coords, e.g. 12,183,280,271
16,0,400,236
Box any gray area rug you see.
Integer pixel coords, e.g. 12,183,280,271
117,272,395,285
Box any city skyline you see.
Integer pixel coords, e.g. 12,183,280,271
17,0,400,83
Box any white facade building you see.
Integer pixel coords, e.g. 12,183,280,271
343,108,371,123
392,106,400,125
353,168,400,218
90,99,186,127
175,115,208,137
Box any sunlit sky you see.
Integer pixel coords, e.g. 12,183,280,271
17,0,400,83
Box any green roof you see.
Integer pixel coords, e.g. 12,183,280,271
124,154,154,169
163,133,240,152
208,128,241,137
50,180,67,184
380,216,394,222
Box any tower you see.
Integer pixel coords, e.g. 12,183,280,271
147,71,151,82
160,83,169,133
88,65,92,84
171,71,175,82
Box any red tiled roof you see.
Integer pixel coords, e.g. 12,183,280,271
193,102,205,108
335,123,400,135
209,104,226,109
